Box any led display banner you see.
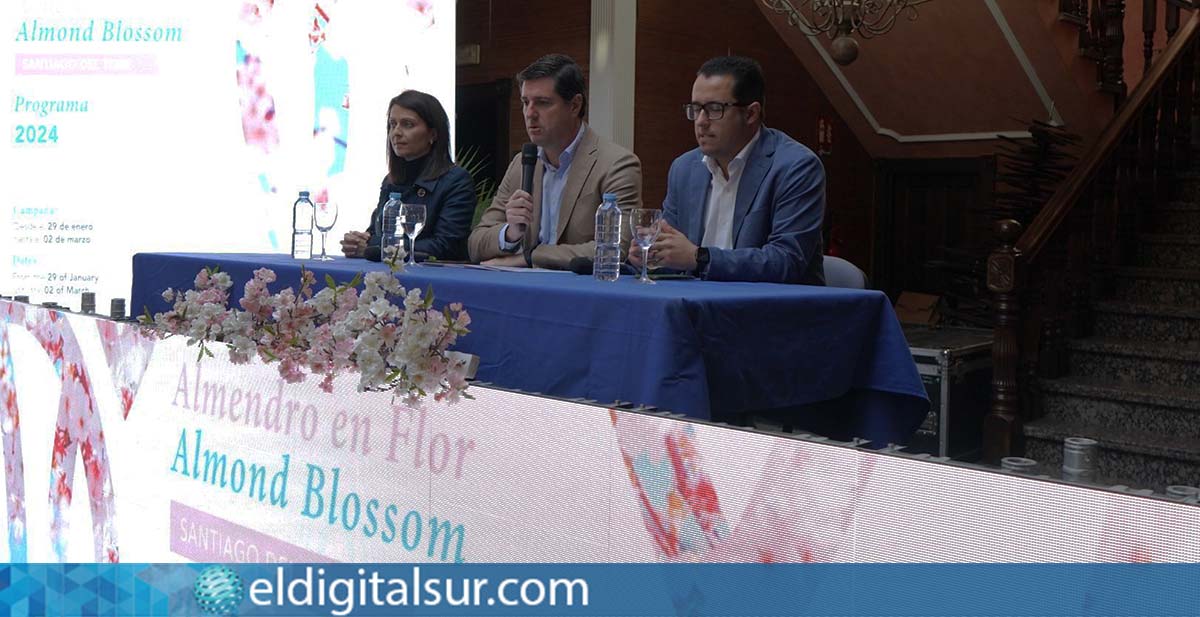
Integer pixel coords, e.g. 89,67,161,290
2,1,455,310
1,300,1198,566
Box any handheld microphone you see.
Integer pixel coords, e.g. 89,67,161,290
520,143,537,235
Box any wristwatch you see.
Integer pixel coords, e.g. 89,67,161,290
694,247,710,279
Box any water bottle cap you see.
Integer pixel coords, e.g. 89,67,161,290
299,191,310,198
602,192,618,202
389,192,404,199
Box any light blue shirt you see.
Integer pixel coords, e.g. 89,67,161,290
499,123,587,251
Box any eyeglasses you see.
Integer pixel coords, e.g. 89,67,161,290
684,101,749,121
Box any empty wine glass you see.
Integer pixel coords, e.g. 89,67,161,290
400,202,426,266
313,201,339,261
629,208,663,284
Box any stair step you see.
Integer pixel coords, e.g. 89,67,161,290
1039,377,1200,439
1172,177,1200,205
1114,267,1200,306
1156,201,1200,214
1136,234,1200,269
1067,337,1200,388
1147,213,1200,234
1093,301,1200,343
1174,171,1200,184
1146,203,1200,233
1024,418,1200,490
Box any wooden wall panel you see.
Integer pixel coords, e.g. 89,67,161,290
457,0,591,161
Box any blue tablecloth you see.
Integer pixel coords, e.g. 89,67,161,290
132,253,928,445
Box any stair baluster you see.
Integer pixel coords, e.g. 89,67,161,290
985,220,1025,464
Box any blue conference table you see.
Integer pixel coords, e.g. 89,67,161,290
131,253,928,445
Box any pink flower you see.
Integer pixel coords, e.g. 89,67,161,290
278,357,305,383
150,267,471,401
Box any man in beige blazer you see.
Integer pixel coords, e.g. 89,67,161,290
468,54,641,270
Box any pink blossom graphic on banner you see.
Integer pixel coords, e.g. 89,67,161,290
96,320,157,418
236,50,280,156
408,0,436,28
707,443,875,563
611,411,729,559
309,2,333,49
1091,493,1162,563
612,410,877,563
239,0,275,25
236,0,281,232
6,305,119,562
1,303,29,561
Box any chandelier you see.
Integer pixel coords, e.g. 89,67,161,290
761,0,933,65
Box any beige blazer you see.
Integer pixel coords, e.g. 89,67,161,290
468,125,642,269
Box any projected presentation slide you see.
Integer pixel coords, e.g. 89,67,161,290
2,300,1198,564
2,0,455,310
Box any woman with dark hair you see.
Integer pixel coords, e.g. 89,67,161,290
341,90,474,261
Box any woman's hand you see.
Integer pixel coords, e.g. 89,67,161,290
341,231,371,258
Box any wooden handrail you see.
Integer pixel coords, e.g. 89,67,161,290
1016,9,1200,261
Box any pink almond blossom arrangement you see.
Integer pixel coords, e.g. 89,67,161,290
141,260,471,405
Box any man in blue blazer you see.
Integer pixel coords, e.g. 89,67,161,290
640,56,825,285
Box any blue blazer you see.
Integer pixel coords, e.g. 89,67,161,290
662,127,825,285
365,165,475,261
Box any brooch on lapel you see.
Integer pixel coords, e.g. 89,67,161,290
417,188,427,198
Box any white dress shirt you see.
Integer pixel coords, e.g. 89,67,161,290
700,128,762,250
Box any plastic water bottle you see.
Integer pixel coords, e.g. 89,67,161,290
291,191,314,259
593,192,622,281
380,192,404,258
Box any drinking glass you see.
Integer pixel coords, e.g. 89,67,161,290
629,208,663,284
400,203,427,266
313,201,339,261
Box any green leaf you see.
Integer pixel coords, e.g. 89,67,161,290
455,144,491,178
325,274,336,289
423,284,435,309
348,272,363,289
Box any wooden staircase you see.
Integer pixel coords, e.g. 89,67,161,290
1024,185,1200,489
984,2,1200,492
